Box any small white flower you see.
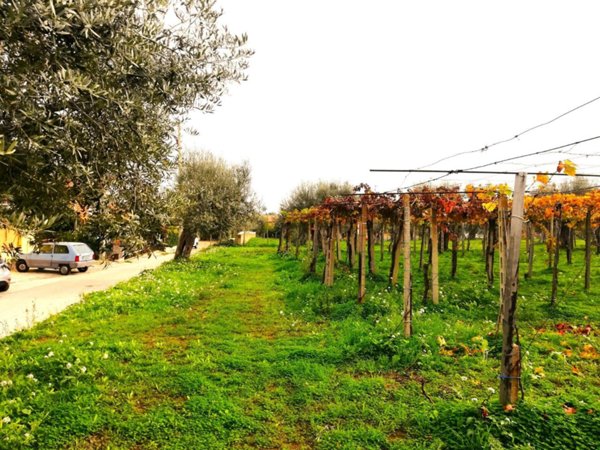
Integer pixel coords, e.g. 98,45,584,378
471,398,478,402
61,334,67,338
461,376,468,381
24,433,30,439
102,353,109,360
66,363,72,369
88,341,94,346
487,387,496,394
2,417,10,424
80,366,87,373
279,310,284,316
0,380,12,387
26,373,34,380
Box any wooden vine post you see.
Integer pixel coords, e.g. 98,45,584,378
357,203,367,303
336,223,342,262
347,222,356,269
379,221,385,262
389,209,403,286
323,219,336,286
431,208,439,304
402,195,412,337
499,172,526,406
367,218,377,275
496,194,509,331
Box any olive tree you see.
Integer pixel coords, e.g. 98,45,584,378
172,152,259,259
280,181,353,212
0,0,251,249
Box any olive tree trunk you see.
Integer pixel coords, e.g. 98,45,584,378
174,227,195,260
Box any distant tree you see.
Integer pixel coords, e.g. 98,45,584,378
0,0,251,246
560,177,594,194
280,181,353,211
255,214,278,238
172,152,259,259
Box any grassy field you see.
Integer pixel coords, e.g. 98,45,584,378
0,238,598,449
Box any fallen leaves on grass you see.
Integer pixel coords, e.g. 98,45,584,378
580,344,599,360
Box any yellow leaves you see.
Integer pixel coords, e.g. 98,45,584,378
580,344,599,360
503,404,515,412
534,366,545,377
564,160,577,176
436,336,454,356
535,172,550,185
496,184,512,196
557,159,577,176
571,365,582,376
482,202,497,212
563,404,577,415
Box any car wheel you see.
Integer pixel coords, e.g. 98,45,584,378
59,265,71,276
77,267,88,273
0,283,8,292
16,260,29,272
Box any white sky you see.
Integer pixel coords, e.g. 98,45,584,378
184,1,600,212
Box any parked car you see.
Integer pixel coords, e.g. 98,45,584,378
0,260,10,292
16,242,95,275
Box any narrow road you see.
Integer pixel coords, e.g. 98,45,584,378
0,242,211,338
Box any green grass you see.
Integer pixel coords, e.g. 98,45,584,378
0,238,598,449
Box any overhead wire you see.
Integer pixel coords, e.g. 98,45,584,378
395,94,600,188
416,94,600,170
397,135,600,189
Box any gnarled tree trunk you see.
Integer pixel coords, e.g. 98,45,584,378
175,227,195,259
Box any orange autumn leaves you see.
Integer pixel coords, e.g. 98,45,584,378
525,191,600,225
280,175,600,231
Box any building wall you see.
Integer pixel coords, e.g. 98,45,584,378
0,228,34,255
235,231,256,245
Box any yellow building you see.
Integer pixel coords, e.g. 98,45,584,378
235,231,256,245
0,227,34,256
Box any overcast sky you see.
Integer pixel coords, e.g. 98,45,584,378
184,1,600,212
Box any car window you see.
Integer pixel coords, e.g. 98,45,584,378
72,244,92,254
39,244,53,254
54,245,69,255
